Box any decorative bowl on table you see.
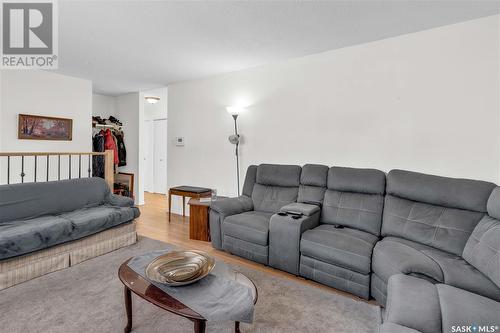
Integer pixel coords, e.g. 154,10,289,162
145,250,215,286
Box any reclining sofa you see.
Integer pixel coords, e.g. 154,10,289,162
210,164,500,332
0,177,140,290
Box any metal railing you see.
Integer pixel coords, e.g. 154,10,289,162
0,150,115,189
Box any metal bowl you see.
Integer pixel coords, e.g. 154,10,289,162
145,250,215,286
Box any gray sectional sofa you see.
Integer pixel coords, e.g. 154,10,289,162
210,164,500,332
0,177,140,289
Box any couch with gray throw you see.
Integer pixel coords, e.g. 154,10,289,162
0,177,140,289
210,164,500,332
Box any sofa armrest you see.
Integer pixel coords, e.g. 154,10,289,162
269,211,320,275
209,196,253,250
210,196,253,216
385,274,441,333
280,202,320,216
107,193,134,207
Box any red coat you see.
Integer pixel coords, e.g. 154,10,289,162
103,129,119,165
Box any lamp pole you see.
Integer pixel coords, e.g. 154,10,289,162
232,114,240,195
227,106,245,196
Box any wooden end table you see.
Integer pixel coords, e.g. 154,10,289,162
188,197,227,241
118,258,258,333
168,186,212,222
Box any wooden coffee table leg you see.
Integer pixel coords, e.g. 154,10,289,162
193,319,206,333
124,286,132,333
235,321,240,333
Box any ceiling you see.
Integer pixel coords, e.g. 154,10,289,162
56,1,499,96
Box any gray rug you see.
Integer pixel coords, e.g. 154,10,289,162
0,237,381,333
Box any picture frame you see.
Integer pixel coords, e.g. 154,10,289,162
18,114,73,141
114,172,135,199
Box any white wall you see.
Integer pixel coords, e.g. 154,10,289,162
115,93,144,205
1,70,92,152
0,70,92,183
168,15,500,214
92,93,116,118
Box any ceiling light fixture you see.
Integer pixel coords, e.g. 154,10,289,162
145,96,160,104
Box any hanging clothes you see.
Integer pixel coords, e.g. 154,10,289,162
92,116,127,173
104,129,119,165
115,131,127,167
92,131,105,178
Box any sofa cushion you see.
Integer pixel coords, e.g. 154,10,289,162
222,211,273,246
255,164,301,187
297,164,328,205
300,254,372,299
321,190,384,236
300,164,328,187
463,215,500,289
251,184,298,213
437,283,500,332
300,224,378,274
384,274,500,333
373,237,500,302
382,195,484,255
385,274,442,333
327,166,386,195
386,169,495,213
0,177,110,223
0,215,74,260
58,205,139,239
223,235,268,265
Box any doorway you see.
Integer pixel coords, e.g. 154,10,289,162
143,118,167,195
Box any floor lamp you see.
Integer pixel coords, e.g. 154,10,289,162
226,106,246,195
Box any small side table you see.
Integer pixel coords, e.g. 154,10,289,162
188,197,227,241
168,186,212,222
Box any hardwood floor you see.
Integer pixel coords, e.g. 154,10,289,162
136,192,374,304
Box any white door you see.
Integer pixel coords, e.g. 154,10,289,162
153,119,167,194
143,120,154,192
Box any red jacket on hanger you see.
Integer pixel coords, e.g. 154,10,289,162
103,129,119,165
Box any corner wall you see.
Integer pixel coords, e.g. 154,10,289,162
167,15,500,214
92,93,117,118
115,92,144,205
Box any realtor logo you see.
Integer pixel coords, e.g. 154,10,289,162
1,0,58,68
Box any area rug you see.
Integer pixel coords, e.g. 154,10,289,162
0,237,381,333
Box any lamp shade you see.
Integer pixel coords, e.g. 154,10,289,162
226,106,246,116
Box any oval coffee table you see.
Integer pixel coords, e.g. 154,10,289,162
118,258,258,333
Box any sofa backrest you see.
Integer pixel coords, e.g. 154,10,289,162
0,177,110,223
242,165,257,197
463,187,500,288
382,169,495,255
251,164,301,213
297,164,328,205
321,166,386,236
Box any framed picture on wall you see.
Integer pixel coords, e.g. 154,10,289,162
18,114,73,141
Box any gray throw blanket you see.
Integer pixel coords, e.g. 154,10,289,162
127,249,255,323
